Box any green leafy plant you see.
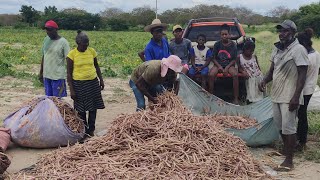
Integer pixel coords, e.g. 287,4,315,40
103,66,117,77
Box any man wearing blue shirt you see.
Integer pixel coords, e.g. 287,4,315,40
144,19,170,61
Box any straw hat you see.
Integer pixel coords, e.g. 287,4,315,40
144,19,168,32
160,55,183,77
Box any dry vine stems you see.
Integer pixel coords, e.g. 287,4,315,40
14,92,268,179
23,97,84,134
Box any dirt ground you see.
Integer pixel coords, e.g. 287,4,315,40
1,76,320,179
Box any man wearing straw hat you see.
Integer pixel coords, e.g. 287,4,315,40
129,55,183,111
144,19,170,61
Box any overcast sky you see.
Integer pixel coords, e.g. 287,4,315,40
0,0,318,15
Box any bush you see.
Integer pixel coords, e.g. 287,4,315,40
121,65,133,76
41,12,101,30
103,67,117,77
107,18,129,31
0,60,14,77
297,14,320,36
13,22,29,29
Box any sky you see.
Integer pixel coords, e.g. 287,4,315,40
0,0,319,15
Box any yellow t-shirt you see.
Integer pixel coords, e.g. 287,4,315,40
67,47,97,80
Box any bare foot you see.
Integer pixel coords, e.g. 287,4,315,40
233,99,240,105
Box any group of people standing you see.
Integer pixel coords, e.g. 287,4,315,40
130,18,320,171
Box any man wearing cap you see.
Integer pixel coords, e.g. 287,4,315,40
129,55,182,111
259,20,308,171
39,20,70,98
169,25,192,74
144,19,170,61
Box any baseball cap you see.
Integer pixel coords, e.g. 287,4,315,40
45,20,58,29
172,25,182,32
276,20,297,31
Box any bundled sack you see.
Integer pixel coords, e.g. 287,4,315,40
0,128,11,151
3,96,85,148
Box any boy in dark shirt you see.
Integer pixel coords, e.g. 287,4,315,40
208,24,239,104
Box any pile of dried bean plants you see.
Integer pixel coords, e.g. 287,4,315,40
153,91,258,129
0,149,10,176
49,97,84,134
15,92,268,179
22,97,84,134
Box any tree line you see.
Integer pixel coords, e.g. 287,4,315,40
0,3,319,35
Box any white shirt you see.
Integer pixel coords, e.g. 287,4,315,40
194,46,210,65
304,50,320,95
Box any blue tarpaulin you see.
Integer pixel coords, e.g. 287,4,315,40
178,74,279,146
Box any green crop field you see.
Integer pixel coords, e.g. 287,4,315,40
0,28,151,79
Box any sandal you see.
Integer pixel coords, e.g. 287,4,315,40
275,165,293,172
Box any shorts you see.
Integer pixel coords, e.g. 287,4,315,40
188,64,209,76
273,103,298,135
44,78,67,98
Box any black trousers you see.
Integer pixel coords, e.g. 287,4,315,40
297,94,312,144
78,110,97,134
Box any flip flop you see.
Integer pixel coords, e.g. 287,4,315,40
267,151,283,156
275,165,293,172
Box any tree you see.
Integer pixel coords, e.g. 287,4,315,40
100,8,124,18
44,6,58,16
61,8,87,15
131,6,156,26
19,5,40,26
288,2,320,35
268,6,291,18
234,7,254,23
0,14,20,26
299,2,320,15
107,18,129,31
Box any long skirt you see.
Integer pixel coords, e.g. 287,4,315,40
73,78,105,112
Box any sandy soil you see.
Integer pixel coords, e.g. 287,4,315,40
1,76,320,179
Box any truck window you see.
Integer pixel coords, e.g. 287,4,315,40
185,26,241,42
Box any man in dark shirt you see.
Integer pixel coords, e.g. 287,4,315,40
169,25,192,74
208,24,239,104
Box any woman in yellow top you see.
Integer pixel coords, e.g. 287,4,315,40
67,30,105,137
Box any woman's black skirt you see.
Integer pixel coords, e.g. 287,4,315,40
73,78,105,112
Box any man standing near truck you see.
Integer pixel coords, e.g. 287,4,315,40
39,20,70,98
144,19,170,61
169,25,192,74
259,20,308,171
